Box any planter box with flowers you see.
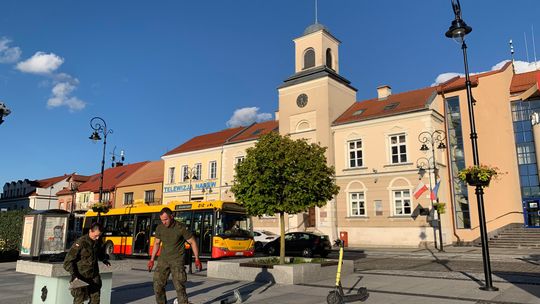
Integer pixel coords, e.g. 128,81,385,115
433,202,446,214
458,165,504,187
91,202,110,214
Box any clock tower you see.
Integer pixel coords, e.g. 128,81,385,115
276,23,357,233
277,23,357,165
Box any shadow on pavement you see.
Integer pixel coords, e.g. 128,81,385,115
204,267,276,304
112,280,204,303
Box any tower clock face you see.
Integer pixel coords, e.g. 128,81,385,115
296,93,308,108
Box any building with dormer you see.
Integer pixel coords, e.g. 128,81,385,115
161,22,539,247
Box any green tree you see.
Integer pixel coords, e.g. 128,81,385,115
231,132,339,264
0,209,29,254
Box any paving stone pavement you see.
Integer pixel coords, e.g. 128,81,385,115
1,249,539,304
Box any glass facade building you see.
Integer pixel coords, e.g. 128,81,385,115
446,97,471,229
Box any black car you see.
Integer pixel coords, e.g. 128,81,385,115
263,232,332,258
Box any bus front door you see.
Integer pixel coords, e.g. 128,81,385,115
133,214,151,255
192,211,213,258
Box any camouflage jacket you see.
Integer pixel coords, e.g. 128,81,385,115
63,234,108,279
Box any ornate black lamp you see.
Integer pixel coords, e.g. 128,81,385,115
89,117,113,222
0,101,11,125
445,0,497,291
418,130,447,252
183,167,199,202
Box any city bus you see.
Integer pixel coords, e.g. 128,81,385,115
83,200,254,259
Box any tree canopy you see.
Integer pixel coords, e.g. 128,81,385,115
231,132,339,263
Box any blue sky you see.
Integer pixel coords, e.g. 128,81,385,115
1,0,540,184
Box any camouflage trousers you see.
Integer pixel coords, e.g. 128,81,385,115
70,276,101,304
153,258,188,304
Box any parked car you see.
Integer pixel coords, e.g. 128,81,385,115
263,232,332,258
253,229,279,251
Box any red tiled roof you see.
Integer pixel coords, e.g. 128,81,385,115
116,160,164,187
77,161,149,192
438,61,512,93
36,175,69,188
227,120,279,144
70,174,91,183
334,86,436,125
511,70,540,94
56,188,74,196
163,127,245,156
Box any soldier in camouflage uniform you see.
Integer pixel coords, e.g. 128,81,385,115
63,222,111,304
147,207,202,304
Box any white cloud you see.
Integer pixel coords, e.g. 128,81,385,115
16,51,64,74
432,72,464,86
0,37,21,63
511,60,540,74
226,107,272,127
47,77,86,111
433,59,540,86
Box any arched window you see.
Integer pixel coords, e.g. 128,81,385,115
326,48,333,69
303,48,315,69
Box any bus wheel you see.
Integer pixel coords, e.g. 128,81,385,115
104,241,114,256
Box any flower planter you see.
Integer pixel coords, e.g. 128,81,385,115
207,257,352,285
92,207,109,213
465,173,491,187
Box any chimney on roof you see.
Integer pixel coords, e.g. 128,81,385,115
377,85,392,100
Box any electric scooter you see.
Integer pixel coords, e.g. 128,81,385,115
326,239,369,304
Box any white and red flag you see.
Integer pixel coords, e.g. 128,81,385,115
413,181,428,199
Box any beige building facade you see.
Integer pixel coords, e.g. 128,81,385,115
115,160,164,207
161,23,539,247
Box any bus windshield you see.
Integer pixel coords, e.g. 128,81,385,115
216,212,252,238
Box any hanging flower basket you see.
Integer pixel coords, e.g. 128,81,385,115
458,165,504,187
465,173,491,187
433,202,446,214
91,202,110,214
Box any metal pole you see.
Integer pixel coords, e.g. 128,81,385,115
48,186,53,209
188,174,192,202
426,159,436,248
462,41,497,291
99,131,107,205
430,133,444,252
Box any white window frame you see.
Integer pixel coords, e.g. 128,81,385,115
181,165,188,182
348,191,366,217
389,134,407,164
393,189,412,215
168,167,176,184
347,139,363,168
124,192,134,204
145,190,155,203
194,163,202,180
102,192,110,203
235,156,245,165
209,161,217,179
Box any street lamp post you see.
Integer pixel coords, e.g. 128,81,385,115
89,117,113,222
183,167,199,202
418,130,447,252
48,185,54,210
445,0,497,291
202,187,213,201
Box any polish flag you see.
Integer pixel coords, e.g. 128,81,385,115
413,181,428,199
431,180,441,201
